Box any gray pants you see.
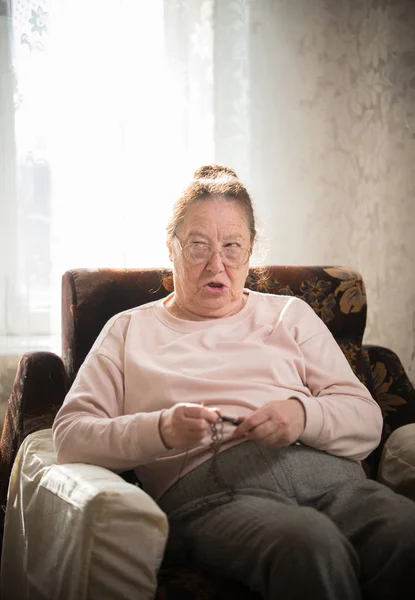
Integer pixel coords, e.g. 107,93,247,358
158,440,415,600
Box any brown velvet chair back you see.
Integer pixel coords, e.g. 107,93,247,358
62,266,371,389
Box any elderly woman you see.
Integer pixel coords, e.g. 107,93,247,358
53,165,415,600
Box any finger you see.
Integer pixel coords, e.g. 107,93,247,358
203,408,221,423
257,429,281,445
235,412,269,436
179,416,210,431
243,420,275,441
182,405,220,423
233,419,273,440
231,417,246,437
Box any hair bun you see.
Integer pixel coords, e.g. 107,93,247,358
193,164,238,180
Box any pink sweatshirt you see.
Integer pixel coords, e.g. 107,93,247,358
52,290,383,500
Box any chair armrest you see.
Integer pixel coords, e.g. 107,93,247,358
377,423,415,500
363,344,415,476
1,350,68,448
1,429,168,600
0,352,68,548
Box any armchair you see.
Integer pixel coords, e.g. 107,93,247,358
1,266,414,599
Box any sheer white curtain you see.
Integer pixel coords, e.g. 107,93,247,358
2,0,279,340
1,0,222,337
0,0,18,337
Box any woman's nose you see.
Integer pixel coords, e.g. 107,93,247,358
206,250,225,272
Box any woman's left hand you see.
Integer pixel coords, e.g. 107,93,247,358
232,399,306,447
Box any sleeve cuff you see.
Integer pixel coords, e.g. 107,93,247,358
293,396,325,446
133,410,176,459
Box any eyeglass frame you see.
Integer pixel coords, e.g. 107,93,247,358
174,235,252,267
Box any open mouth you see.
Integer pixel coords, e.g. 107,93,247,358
205,282,227,293
207,282,225,288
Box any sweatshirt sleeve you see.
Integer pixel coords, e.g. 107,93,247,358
52,313,172,471
285,298,383,461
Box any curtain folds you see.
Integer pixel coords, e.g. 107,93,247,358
0,1,17,335
4,0,265,337
2,0,223,336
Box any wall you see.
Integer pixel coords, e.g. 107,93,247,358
243,0,415,383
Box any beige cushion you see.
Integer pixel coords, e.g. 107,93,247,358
0,429,168,600
377,423,415,501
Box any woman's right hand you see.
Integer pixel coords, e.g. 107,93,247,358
159,403,220,450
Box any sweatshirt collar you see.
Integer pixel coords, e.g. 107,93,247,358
154,289,257,332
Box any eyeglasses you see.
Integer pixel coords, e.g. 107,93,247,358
175,236,251,267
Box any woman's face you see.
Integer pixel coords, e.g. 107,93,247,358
168,196,252,319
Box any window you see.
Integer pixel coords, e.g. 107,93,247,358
2,0,222,336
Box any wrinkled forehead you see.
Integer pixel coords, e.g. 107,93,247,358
178,196,250,240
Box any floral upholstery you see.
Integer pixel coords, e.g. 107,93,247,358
60,266,370,387
364,344,415,475
1,266,414,599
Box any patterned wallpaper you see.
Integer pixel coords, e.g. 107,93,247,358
217,0,415,384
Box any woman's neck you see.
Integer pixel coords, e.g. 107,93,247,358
164,292,248,321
